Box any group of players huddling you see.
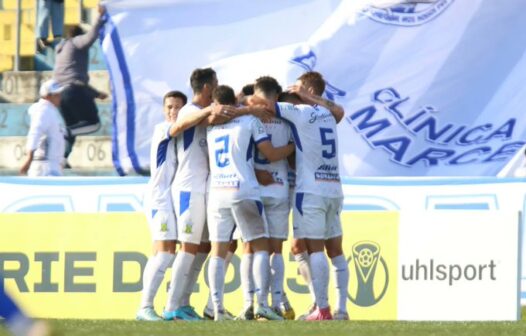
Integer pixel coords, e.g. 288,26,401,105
136,68,349,322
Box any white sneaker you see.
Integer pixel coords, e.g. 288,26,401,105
297,303,317,320
136,307,163,321
333,310,350,320
255,306,284,321
214,309,234,321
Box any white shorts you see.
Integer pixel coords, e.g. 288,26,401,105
148,209,177,241
292,193,343,240
28,161,63,176
172,190,207,244
208,199,269,243
262,196,289,240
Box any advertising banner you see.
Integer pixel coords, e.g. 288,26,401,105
0,211,520,320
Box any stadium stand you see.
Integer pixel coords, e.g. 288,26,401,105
0,0,115,176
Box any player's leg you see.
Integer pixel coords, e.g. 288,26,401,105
207,203,236,321
138,209,176,321
179,240,209,319
204,240,236,320
236,241,255,320
324,197,349,320
164,191,206,320
296,193,332,321
265,197,290,316
233,199,282,321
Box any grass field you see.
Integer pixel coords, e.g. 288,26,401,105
2,308,526,336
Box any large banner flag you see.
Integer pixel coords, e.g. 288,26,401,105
101,0,526,176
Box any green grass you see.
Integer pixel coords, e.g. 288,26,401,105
3,309,526,336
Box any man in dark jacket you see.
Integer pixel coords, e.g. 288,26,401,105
53,4,108,160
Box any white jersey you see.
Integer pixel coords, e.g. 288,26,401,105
148,122,177,210
276,102,343,198
26,99,66,173
172,103,209,193
207,115,270,203
254,117,291,199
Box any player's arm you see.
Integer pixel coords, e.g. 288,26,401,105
169,104,226,136
233,102,273,122
256,140,295,163
288,85,344,123
19,150,34,175
255,169,275,186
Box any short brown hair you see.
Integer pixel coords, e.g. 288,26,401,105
213,85,236,106
297,71,325,96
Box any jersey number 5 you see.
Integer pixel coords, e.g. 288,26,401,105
215,135,230,167
319,128,336,159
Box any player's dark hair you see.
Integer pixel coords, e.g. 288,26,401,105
190,68,217,94
278,92,302,104
241,83,255,96
163,90,187,105
213,85,237,106
297,71,325,96
254,76,282,99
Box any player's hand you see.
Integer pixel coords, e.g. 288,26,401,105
98,92,109,100
211,104,236,119
250,105,273,123
287,84,309,97
255,169,275,186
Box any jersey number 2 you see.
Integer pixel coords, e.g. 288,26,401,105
215,135,230,167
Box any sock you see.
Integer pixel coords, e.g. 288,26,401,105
208,256,225,312
140,252,175,309
180,252,207,307
165,251,195,311
331,255,349,313
207,251,234,311
253,250,270,308
1,283,32,336
281,291,290,306
270,253,285,309
294,251,316,303
240,253,255,308
309,252,329,309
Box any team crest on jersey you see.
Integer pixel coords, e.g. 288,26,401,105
361,0,453,26
160,223,168,232
184,224,193,234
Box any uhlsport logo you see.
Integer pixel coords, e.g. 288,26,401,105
348,241,389,307
361,0,454,26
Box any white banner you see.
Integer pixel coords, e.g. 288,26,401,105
100,0,526,176
397,211,520,320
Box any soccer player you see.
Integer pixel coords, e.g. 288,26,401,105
137,90,227,321
288,72,349,320
164,68,223,321
250,76,295,319
257,86,344,320
207,85,293,321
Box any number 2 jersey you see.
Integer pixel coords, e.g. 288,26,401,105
207,115,270,203
275,102,343,198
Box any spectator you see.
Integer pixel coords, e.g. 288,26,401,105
53,4,108,160
19,79,66,177
36,0,64,52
